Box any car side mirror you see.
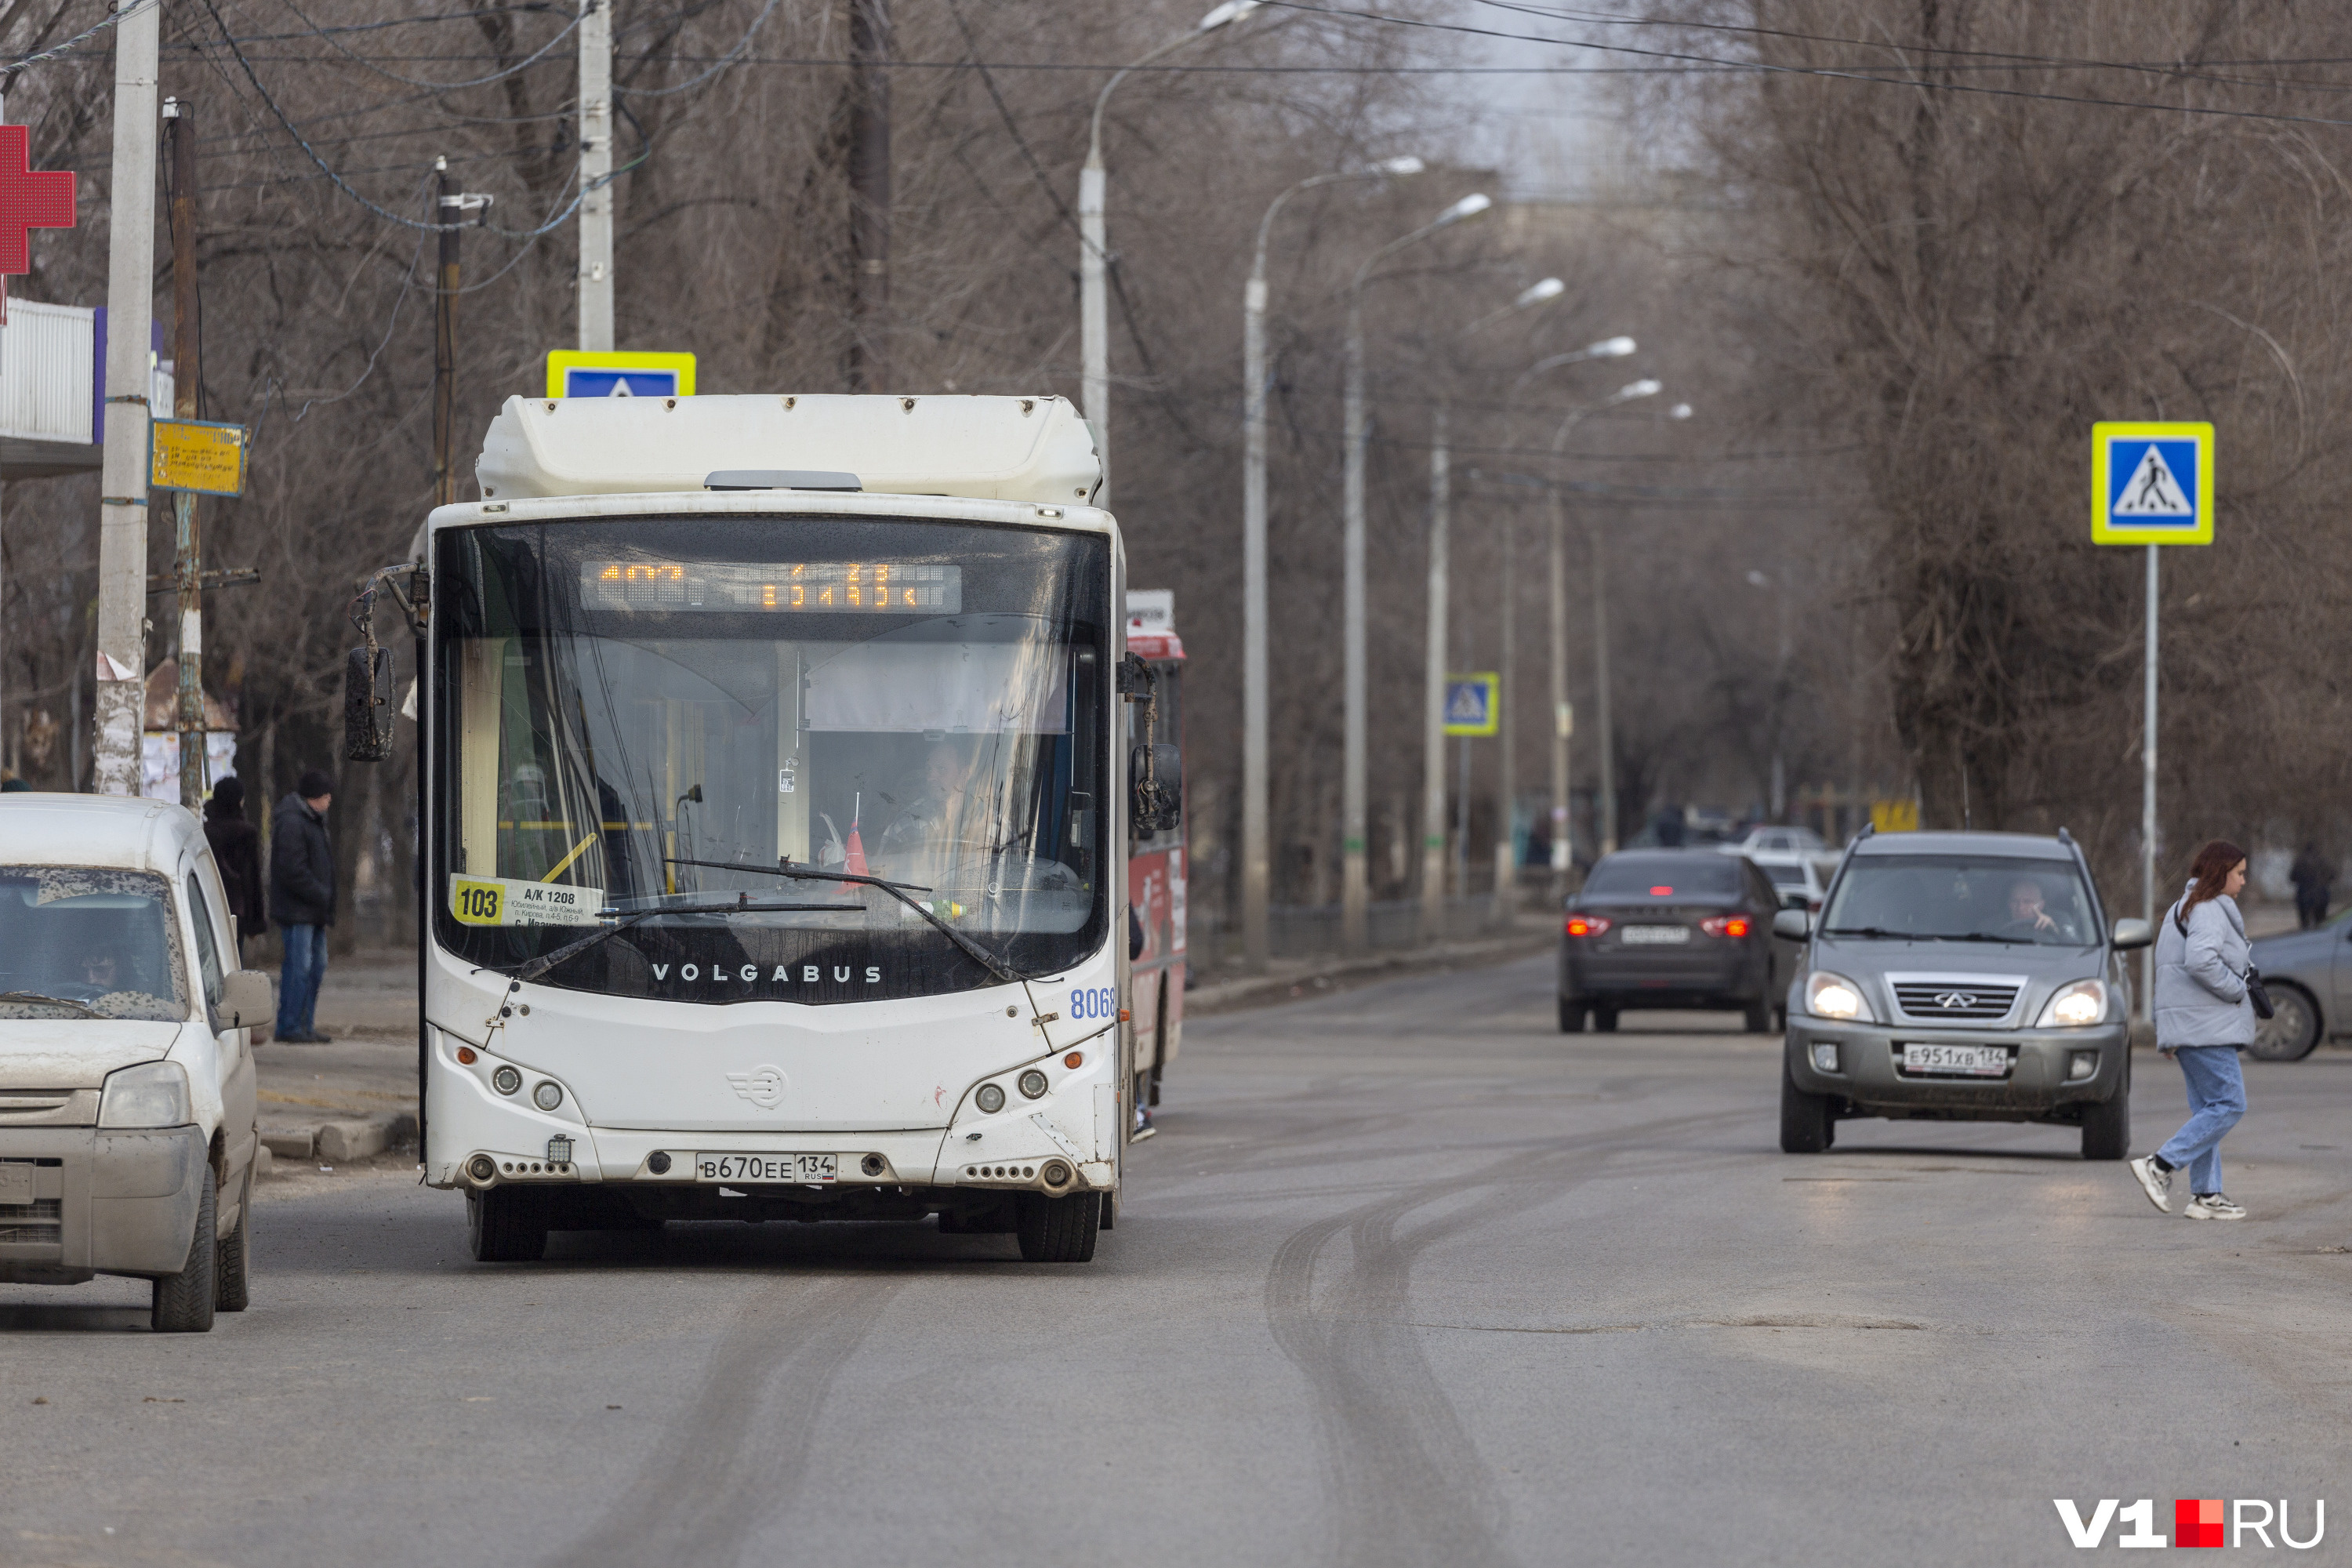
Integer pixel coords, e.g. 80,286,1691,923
1130,743,1181,834
220,970,274,1042
1772,909,1812,941
345,645,394,762
2111,917,2154,951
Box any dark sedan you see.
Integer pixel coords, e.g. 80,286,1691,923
2245,911,2352,1060
1559,849,1785,1033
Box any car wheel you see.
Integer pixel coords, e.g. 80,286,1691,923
151,1163,217,1334
2081,1084,2130,1161
1594,1007,1620,1033
1016,1192,1100,1262
2249,983,2321,1062
1558,996,1587,1033
1779,1056,1831,1154
215,1167,252,1313
1744,1000,1771,1034
467,1188,548,1263
1772,1005,1788,1033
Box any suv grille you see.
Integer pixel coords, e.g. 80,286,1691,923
0,1198,62,1246
1893,983,2019,1022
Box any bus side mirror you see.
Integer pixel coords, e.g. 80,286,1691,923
1772,909,1812,941
345,645,394,762
1130,743,1181,833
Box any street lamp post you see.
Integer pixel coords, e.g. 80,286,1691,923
1240,157,1423,975
1341,191,1491,952
1497,336,1635,911
1082,0,1259,510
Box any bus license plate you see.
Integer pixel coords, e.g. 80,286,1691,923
696,1152,837,1184
1901,1044,2009,1076
1620,925,1690,945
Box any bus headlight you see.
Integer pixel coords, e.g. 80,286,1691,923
1018,1069,1049,1099
532,1080,564,1111
2036,979,2109,1029
492,1065,522,1096
975,1083,1005,1114
1804,971,1873,1023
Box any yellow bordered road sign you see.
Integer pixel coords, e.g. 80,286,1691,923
150,419,249,495
545,350,697,400
2092,421,2212,545
1443,673,1500,737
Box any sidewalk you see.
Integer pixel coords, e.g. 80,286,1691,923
252,950,420,1183
1185,926,1554,1015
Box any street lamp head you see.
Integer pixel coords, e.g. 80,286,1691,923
1436,191,1493,227
1746,570,1770,589
1617,378,1663,401
1198,0,1261,30
1515,277,1566,309
1588,336,1636,358
1670,402,1693,419
1373,155,1426,176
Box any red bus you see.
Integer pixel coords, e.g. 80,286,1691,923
1125,591,1185,1138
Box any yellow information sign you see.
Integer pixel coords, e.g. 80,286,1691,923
1871,798,1920,833
150,419,249,496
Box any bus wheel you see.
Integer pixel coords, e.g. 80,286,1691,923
1016,1191,1100,1262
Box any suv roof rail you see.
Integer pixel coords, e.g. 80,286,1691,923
1857,821,1876,840
2056,825,2074,845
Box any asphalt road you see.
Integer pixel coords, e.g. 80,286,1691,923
7,953,2351,1567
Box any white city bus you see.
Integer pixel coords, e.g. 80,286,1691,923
347,394,1175,1263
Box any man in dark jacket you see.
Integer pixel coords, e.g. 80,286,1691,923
202,775,267,963
270,769,336,1042
2290,841,2332,930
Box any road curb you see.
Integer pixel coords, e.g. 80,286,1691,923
1186,931,1554,1018
260,1111,417,1165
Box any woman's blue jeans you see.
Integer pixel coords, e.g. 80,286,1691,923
2157,1044,2246,1195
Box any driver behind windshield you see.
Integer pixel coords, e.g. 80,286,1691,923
2001,877,2060,938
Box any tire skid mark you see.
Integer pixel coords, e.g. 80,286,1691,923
548,1272,903,1567
1264,1105,1755,1568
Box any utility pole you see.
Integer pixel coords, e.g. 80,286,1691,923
165,98,205,808
92,0,163,797
845,0,891,390
1592,521,1617,853
1418,401,1449,942
1340,293,1368,951
575,0,612,352
1491,513,1515,924
1240,263,1270,972
1547,491,1571,900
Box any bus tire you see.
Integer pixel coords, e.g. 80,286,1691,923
468,1188,547,1263
1016,1191,1100,1262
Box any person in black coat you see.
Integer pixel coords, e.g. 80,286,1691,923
2289,841,2332,930
270,769,336,1041
201,775,267,962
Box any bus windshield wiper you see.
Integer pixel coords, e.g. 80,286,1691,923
666,856,1030,985
0,990,97,1016
503,895,842,985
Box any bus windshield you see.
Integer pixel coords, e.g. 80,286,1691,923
432,515,1110,1003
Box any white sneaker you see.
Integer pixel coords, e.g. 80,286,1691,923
2184,1192,2247,1220
2129,1156,2172,1214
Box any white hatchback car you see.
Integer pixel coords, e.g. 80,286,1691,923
0,795,271,1330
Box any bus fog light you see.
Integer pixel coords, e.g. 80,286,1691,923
1018,1069,1049,1099
466,1154,497,1182
2068,1051,2097,1081
975,1083,1005,1114
1811,1043,1840,1073
861,1154,886,1177
1041,1160,1072,1189
532,1080,564,1111
547,1135,573,1166
492,1065,522,1095
647,1151,672,1174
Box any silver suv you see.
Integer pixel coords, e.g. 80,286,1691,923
1778,829,2152,1160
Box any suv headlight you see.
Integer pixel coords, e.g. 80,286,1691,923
98,1061,193,1128
2035,978,2109,1029
1804,970,1875,1023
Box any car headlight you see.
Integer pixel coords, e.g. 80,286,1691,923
1804,970,1874,1023
2036,978,2109,1029
98,1060,192,1128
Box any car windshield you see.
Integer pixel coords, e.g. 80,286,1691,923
433,516,1110,1002
1822,854,2096,946
1583,857,1743,899
1762,862,1807,887
0,867,189,1020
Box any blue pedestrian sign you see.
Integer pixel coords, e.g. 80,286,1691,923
2092,421,2212,546
1443,673,1499,737
544,350,697,401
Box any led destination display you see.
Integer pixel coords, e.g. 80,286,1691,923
580,560,961,613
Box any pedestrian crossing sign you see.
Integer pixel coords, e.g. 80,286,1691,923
2092,421,2212,545
545,349,697,400
1443,673,1500,737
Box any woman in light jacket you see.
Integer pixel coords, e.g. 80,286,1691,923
2130,840,2254,1220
